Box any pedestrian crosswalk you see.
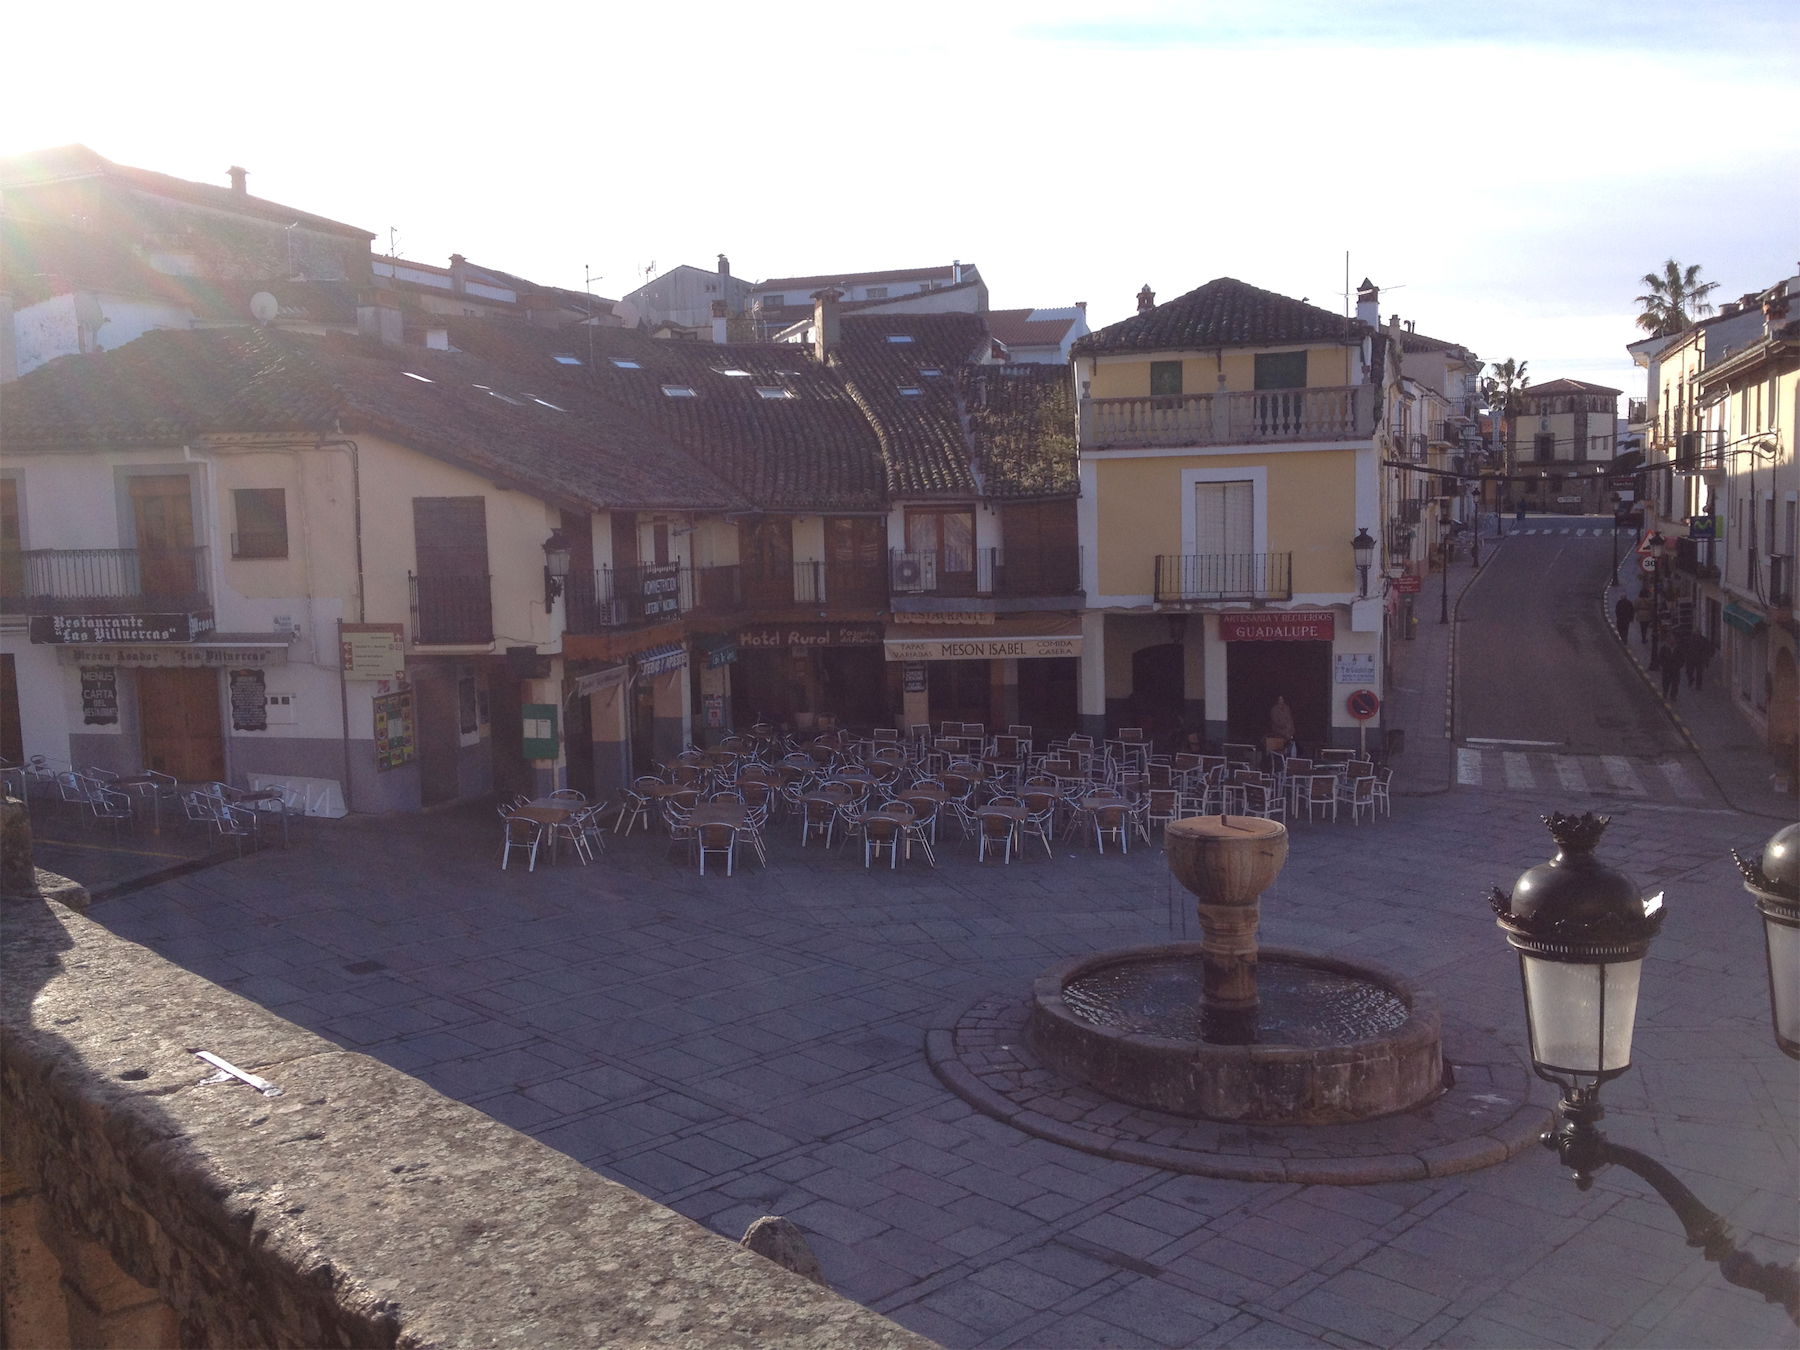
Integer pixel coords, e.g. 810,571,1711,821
1505,526,1619,537
1454,746,1722,807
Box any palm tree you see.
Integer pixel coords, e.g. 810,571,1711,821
1480,358,1530,489
1635,260,1719,338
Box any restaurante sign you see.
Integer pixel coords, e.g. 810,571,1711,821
30,613,210,644
1218,611,1336,642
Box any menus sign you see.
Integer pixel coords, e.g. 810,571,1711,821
80,668,119,726
739,623,883,648
31,613,207,644
641,563,681,618
1218,611,1335,642
55,644,285,668
890,611,995,626
230,668,268,731
522,703,559,760
341,623,406,682
373,690,415,770
903,661,927,694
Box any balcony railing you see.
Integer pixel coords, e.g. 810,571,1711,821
1154,552,1293,603
889,548,1082,600
6,547,210,616
409,572,493,644
564,563,684,632
1081,386,1377,450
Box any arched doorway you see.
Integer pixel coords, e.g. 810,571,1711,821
1129,643,1184,740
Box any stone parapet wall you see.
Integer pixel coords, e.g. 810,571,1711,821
1,890,931,1348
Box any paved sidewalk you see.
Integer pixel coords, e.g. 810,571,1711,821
70,785,1797,1349
1605,555,1796,823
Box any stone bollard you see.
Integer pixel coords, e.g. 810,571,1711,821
1,796,39,900
740,1216,827,1288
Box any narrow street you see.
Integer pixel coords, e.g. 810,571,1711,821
1453,518,1720,808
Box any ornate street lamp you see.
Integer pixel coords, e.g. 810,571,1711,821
542,528,573,613
1492,814,1799,1322
1735,823,1800,1060
1351,528,1376,599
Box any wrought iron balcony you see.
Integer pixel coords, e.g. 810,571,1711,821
6,547,210,616
409,572,493,644
1154,552,1293,603
1080,385,1377,450
563,563,685,632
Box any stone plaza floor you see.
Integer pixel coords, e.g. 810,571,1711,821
46,778,1798,1350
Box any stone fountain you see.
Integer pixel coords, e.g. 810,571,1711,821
1026,815,1444,1124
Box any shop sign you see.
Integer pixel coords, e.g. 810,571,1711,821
230,668,269,731
704,693,725,729
30,613,209,644
641,563,681,617
739,623,884,648
571,665,627,699
1218,611,1335,642
889,611,995,626
55,643,287,668
1686,515,1716,540
373,690,415,770
341,623,406,681
884,635,1084,662
79,668,119,726
635,643,689,677
903,661,927,694
1334,653,1376,685
1391,575,1422,595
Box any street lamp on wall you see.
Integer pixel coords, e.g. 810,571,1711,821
1351,528,1376,599
1493,814,1799,1321
542,528,572,614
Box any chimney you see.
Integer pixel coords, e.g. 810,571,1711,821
953,260,963,285
1136,284,1155,314
1075,300,1087,311
1721,301,1742,317
425,326,451,351
711,299,729,345
227,165,248,195
1355,278,1379,329
449,253,467,295
812,288,842,362
356,290,404,345
718,253,730,277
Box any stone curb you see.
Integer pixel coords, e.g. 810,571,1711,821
926,995,1549,1186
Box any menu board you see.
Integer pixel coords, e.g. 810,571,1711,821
373,690,415,770
80,668,119,726
230,668,269,731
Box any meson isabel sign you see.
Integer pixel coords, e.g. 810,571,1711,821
1217,611,1336,642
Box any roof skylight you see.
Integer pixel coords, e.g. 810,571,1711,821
487,390,525,406
755,386,794,400
919,367,942,376
532,397,567,412
662,385,698,398
713,367,753,378
609,358,641,369
898,386,923,396
885,334,915,344
403,371,433,383
553,354,583,365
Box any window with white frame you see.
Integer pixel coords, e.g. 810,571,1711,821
1195,481,1254,556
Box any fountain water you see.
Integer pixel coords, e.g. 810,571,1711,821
1027,816,1444,1124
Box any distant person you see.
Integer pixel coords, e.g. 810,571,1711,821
1268,695,1297,749
1683,631,1714,691
1613,594,1634,644
1635,590,1654,645
1515,500,1527,523
1660,631,1684,701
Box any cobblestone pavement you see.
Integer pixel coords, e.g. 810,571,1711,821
75,779,1796,1348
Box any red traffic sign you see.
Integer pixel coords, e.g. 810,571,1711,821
1392,574,1422,595
1346,689,1381,721
1640,555,1659,574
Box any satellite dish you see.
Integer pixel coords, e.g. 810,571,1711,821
249,291,279,324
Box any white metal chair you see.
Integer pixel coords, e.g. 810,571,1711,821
695,821,738,877
976,810,1016,864
501,815,543,871
1337,774,1378,825
862,812,904,870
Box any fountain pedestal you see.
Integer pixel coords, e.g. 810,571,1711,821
1165,816,1287,1040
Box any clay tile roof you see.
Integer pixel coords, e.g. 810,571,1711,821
1523,377,1623,396
446,321,886,512
0,327,739,513
1072,277,1367,356
831,314,988,499
985,308,1079,351
1397,329,1471,356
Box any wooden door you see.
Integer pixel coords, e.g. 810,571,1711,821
138,668,225,782
129,475,198,604
413,665,462,806
825,517,885,605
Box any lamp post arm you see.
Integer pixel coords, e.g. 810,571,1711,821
1547,1103,1799,1322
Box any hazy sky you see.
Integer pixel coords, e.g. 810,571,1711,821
8,0,1796,401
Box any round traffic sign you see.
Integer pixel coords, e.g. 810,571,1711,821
1640,555,1658,574
1346,689,1381,721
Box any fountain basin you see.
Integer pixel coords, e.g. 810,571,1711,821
1027,944,1443,1124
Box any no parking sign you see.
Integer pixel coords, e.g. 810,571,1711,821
1345,689,1381,721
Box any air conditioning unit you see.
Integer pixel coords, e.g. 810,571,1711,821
890,555,937,594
